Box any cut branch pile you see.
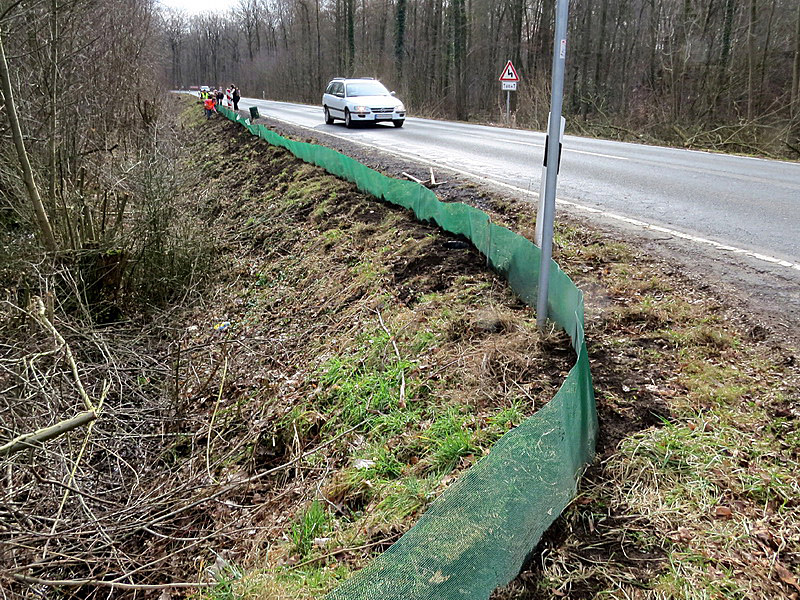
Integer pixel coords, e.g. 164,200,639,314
0,278,301,597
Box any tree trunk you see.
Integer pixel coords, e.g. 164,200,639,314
346,0,354,73
746,0,756,120
452,0,468,120
0,25,58,253
757,0,775,101
315,0,321,90
49,0,58,221
395,0,407,81
719,0,736,97
511,0,524,67
792,0,800,118
593,0,609,101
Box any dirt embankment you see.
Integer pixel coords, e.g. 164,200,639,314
259,116,800,353
3,99,798,600
0,99,573,598
210,109,800,599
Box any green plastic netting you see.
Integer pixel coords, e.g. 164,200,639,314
217,106,597,599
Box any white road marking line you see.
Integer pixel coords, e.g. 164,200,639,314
570,148,631,160
248,110,800,273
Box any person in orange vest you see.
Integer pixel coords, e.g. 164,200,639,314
203,95,216,119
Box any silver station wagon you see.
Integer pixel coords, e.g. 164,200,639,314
322,78,406,128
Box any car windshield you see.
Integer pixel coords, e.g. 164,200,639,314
346,81,390,97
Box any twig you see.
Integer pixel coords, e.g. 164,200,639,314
42,387,107,561
27,471,116,507
31,296,95,412
401,171,425,184
375,309,406,408
10,573,213,590
0,411,96,456
206,355,229,483
288,534,402,571
141,419,368,530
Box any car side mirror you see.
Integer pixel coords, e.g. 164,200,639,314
390,91,396,96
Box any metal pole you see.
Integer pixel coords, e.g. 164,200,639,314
535,114,565,247
536,0,569,328
506,90,510,123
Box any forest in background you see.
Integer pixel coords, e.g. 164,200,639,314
2,0,799,253
165,0,800,157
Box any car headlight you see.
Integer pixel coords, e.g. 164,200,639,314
354,105,370,113
396,104,405,112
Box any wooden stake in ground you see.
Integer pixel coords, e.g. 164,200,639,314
0,24,58,253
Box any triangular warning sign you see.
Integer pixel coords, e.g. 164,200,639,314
499,60,519,82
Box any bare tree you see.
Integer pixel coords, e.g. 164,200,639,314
792,0,800,118
0,23,58,253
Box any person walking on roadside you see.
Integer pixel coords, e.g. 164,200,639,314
232,85,241,111
216,88,224,109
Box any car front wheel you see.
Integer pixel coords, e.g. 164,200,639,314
344,109,354,128
324,106,334,125
393,119,404,128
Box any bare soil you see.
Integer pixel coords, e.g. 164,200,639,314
238,111,800,599
260,117,800,353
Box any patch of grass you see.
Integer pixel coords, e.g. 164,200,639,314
681,361,749,406
372,406,423,437
431,429,475,472
654,551,748,600
208,561,245,600
411,330,437,353
318,354,406,429
372,476,438,524
423,409,477,472
486,400,527,435
320,228,344,247
232,564,351,600
290,500,330,558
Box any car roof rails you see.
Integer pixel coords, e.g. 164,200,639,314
332,77,346,80
357,77,375,80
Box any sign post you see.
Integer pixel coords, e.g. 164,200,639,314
536,0,569,328
499,60,520,124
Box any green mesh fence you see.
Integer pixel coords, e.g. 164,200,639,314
216,106,597,599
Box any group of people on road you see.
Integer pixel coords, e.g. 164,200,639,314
200,85,241,119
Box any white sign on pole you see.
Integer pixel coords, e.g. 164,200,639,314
502,81,517,91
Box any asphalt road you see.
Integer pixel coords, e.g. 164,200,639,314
236,97,800,272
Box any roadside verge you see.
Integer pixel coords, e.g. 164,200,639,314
216,105,596,599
